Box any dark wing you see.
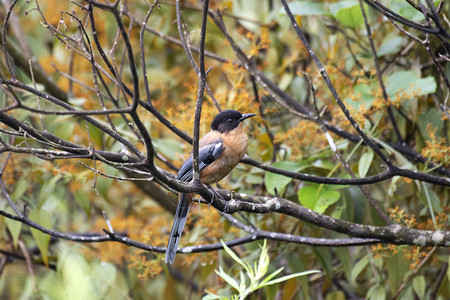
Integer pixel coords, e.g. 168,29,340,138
177,141,224,182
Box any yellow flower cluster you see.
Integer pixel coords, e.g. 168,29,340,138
421,124,450,167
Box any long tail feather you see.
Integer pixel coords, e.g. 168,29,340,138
165,194,192,264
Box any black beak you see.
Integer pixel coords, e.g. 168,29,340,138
240,113,256,122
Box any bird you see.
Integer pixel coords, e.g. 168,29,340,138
165,109,256,264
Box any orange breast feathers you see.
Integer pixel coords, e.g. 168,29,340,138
199,123,249,184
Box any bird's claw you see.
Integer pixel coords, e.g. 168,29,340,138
206,184,225,210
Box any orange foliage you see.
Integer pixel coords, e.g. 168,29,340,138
83,206,168,277
421,124,450,166
274,120,326,159
388,206,417,228
371,208,447,269
245,28,271,57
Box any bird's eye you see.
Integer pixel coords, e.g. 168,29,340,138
227,118,233,123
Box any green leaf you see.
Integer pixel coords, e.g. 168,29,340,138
298,184,341,214
92,262,116,297
386,71,436,97
220,240,250,274
418,108,443,140
351,255,369,282
265,161,303,196
239,271,246,295
96,175,113,201
215,266,240,291
390,0,425,22
313,247,333,278
386,71,416,96
386,253,410,293
74,190,92,219
358,151,374,178
330,0,357,15
4,207,22,247
265,270,320,286
284,1,330,16
336,248,352,281
377,37,404,57
334,3,363,28
346,84,376,111
412,276,426,299
290,76,309,103
153,138,184,160
336,5,363,28
38,174,61,208
245,174,263,185
53,116,76,141
10,179,28,202
420,183,442,213
29,209,52,266
256,240,269,280
202,292,225,300
57,249,96,299
68,97,86,107
258,267,284,287
367,284,386,300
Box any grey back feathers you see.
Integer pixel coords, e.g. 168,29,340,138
177,141,224,182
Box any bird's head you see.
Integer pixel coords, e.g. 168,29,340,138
211,110,256,133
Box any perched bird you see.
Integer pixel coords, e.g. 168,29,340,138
165,109,256,264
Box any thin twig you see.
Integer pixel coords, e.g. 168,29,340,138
358,0,404,145
392,247,437,300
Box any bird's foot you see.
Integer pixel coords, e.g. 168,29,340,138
206,184,225,210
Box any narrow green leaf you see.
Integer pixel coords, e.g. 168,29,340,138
74,190,92,219
256,240,269,280
336,248,352,281
10,179,28,202
220,240,249,273
202,292,222,300
38,174,61,208
29,209,52,266
239,271,246,295
215,267,240,291
420,183,443,213
4,207,22,247
358,151,374,178
258,267,284,287
96,176,113,201
265,270,320,286
313,247,333,278
351,255,369,282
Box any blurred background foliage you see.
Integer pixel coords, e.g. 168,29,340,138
0,0,448,299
